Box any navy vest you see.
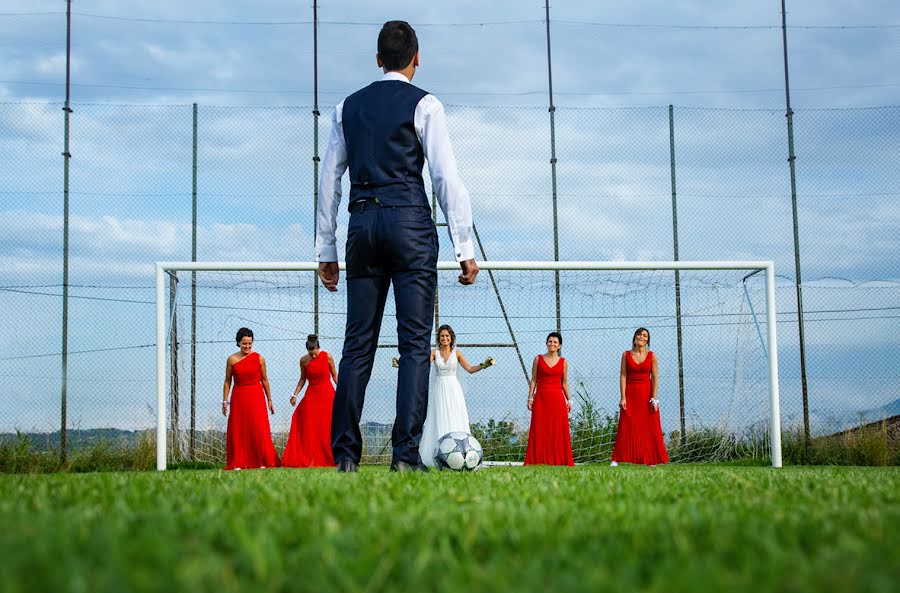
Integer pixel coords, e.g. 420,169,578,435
341,80,430,208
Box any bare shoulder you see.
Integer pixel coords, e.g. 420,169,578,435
299,354,311,366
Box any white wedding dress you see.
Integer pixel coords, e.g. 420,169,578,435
420,348,472,467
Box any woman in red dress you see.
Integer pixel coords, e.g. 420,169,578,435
282,334,337,468
524,332,574,466
611,327,668,466
222,327,280,470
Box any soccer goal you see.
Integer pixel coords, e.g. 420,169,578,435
155,261,782,470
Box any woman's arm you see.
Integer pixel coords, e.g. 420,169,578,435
650,353,659,412
222,356,234,416
619,352,627,411
527,356,539,410
290,356,309,406
260,355,275,414
561,359,572,412
456,350,483,374
328,353,338,384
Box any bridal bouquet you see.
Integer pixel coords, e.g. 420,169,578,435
480,356,496,369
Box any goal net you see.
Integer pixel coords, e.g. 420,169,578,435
155,261,782,469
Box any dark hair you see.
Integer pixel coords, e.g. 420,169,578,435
306,334,319,351
235,327,254,345
378,20,418,70
632,327,651,347
546,331,563,347
437,324,456,348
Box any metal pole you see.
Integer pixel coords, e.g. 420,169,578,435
781,0,810,451
60,0,73,464
669,105,687,448
190,103,198,460
765,263,783,468
433,190,440,337
544,0,561,332
312,0,321,335
156,265,167,470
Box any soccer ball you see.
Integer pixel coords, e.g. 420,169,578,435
433,431,483,471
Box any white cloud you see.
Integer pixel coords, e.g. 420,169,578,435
35,52,70,75
0,210,314,280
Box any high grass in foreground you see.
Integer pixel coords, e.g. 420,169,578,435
0,466,897,593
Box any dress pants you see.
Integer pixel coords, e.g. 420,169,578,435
331,200,438,466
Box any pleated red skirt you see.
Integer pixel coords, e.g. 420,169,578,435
524,356,574,466
225,352,280,470
282,352,335,468
611,351,668,465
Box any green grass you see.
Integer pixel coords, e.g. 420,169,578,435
1,466,898,593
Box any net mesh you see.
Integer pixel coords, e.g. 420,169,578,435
163,266,773,465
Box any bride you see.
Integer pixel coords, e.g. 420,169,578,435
420,324,493,467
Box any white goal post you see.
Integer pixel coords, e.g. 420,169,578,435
156,260,783,470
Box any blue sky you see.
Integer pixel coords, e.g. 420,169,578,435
0,1,898,438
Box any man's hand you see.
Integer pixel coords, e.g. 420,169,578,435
458,259,479,285
318,262,340,292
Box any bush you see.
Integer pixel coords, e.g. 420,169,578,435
471,418,527,462
0,430,156,473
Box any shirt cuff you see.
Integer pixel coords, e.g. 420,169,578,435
316,244,338,262
454,240,475,262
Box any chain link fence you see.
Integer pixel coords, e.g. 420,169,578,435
1,3,898,464
1,101,898,464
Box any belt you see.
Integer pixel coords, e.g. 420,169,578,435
348,198,380,213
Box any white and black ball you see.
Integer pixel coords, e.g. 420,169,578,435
433,431,483,471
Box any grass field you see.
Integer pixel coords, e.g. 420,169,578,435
1,465,898,593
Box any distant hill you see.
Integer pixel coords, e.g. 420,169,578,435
866,398,900,420
0,428,150,452
2,423,396,453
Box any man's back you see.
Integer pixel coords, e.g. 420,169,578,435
342,80,430,208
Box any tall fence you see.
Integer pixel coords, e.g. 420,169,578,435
1,101,898,461
0,2,899,462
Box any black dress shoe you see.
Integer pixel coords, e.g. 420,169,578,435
337,460,359,473
390,460,429,473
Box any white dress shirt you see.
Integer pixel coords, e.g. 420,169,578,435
315,71,475,263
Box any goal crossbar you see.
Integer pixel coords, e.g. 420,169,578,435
155,260,782,469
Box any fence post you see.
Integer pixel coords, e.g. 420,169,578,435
669,105,687,447
781,0,811,452
60,0,73,464
544,0,561,332
312,0,321,335
190,103,198,460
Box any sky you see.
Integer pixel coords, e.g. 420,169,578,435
0,1,898,442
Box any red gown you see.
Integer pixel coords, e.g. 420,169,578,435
281,352,336,468
225,352,280,470
611,351,668,465
524,356,574,466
